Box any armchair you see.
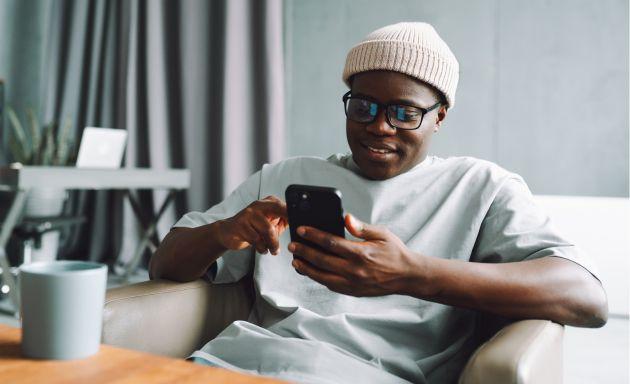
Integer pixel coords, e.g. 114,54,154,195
102,278,563,384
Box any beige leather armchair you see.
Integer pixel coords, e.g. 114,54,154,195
103,278,564,384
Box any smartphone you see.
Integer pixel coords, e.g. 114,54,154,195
285,184,345,252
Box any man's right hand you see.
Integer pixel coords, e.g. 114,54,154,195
216,195,288,255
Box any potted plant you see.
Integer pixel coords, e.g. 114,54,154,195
6,107,76,263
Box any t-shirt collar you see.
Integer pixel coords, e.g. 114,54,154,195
345,153,434,178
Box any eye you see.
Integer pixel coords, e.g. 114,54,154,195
349,99,376,118
393,106,421,122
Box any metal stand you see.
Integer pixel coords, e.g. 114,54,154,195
114,190,177,280
0,190,27,315
0,166,190,316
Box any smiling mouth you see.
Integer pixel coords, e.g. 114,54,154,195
359,142,398,160
366,145,394,154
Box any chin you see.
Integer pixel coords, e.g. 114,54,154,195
352,154,400,180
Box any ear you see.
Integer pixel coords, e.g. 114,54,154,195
434,105,448,133
437,105,448,122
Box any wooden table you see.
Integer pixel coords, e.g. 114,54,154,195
0,325,285,383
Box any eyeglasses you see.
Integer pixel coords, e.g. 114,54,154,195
342,91,440,130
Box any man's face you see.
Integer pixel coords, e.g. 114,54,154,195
346,71,447,180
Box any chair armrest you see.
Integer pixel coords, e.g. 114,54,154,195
102,278,254,358
459,319,564,384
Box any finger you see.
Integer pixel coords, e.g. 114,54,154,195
269,216,289,234
245,223,268,254
288,242,347,273
268,226,281,255
244,222,267,254
251,213,279,254
253,239,269,254
296,226,360,258
291,258,353,293
220,219,259,250
257,196,289,221
240,223,261,246
344,214,385,241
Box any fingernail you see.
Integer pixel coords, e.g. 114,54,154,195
292,260,299,268
288,243,296,252
297,227,305,235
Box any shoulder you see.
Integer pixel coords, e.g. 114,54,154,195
255,154,359,199
431,155,523,184
261,155,332,172
426,156,531,204
261,154,349,176
431,155,507,172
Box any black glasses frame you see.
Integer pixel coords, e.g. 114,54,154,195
342,91,440,130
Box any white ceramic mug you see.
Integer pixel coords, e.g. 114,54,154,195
19,261,108,360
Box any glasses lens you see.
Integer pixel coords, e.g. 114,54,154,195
388,105,423,129
346,98,377,123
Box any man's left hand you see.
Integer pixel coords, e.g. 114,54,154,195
287,214,424,296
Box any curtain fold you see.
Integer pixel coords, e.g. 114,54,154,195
1,0,285,267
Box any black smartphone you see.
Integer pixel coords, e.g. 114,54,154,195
285,184,345,252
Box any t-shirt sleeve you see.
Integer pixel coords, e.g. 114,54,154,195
172,170,262,284
470,175,601,281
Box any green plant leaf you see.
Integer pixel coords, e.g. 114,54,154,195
33,120,48,165
55,117,73,166
8,134,27,164
40,122,57,166
27,108,41,157
4,107,75,166
7,107,32,163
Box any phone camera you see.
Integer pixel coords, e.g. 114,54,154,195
298,201,310,211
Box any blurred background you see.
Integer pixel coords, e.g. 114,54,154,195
0,0,628,382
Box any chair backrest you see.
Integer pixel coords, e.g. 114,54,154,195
103,276,255,358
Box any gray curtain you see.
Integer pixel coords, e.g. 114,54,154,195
0,0,285,266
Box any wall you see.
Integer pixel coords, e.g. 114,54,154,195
284,0,629,197
534,195,629,316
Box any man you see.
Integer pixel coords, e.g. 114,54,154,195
150,22,607,383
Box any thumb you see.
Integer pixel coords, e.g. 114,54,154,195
345,214,382,240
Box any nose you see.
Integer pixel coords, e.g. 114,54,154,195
365,109,396,136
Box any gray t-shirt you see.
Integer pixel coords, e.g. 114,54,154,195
174,154,598,384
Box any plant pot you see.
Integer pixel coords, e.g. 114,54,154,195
23,187,68,263
24,187,67,218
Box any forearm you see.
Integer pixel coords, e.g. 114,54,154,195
149,222,227,282
402,255,608,328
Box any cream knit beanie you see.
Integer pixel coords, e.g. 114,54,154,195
342,22,459,108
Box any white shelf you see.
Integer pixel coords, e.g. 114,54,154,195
0,166,190,191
